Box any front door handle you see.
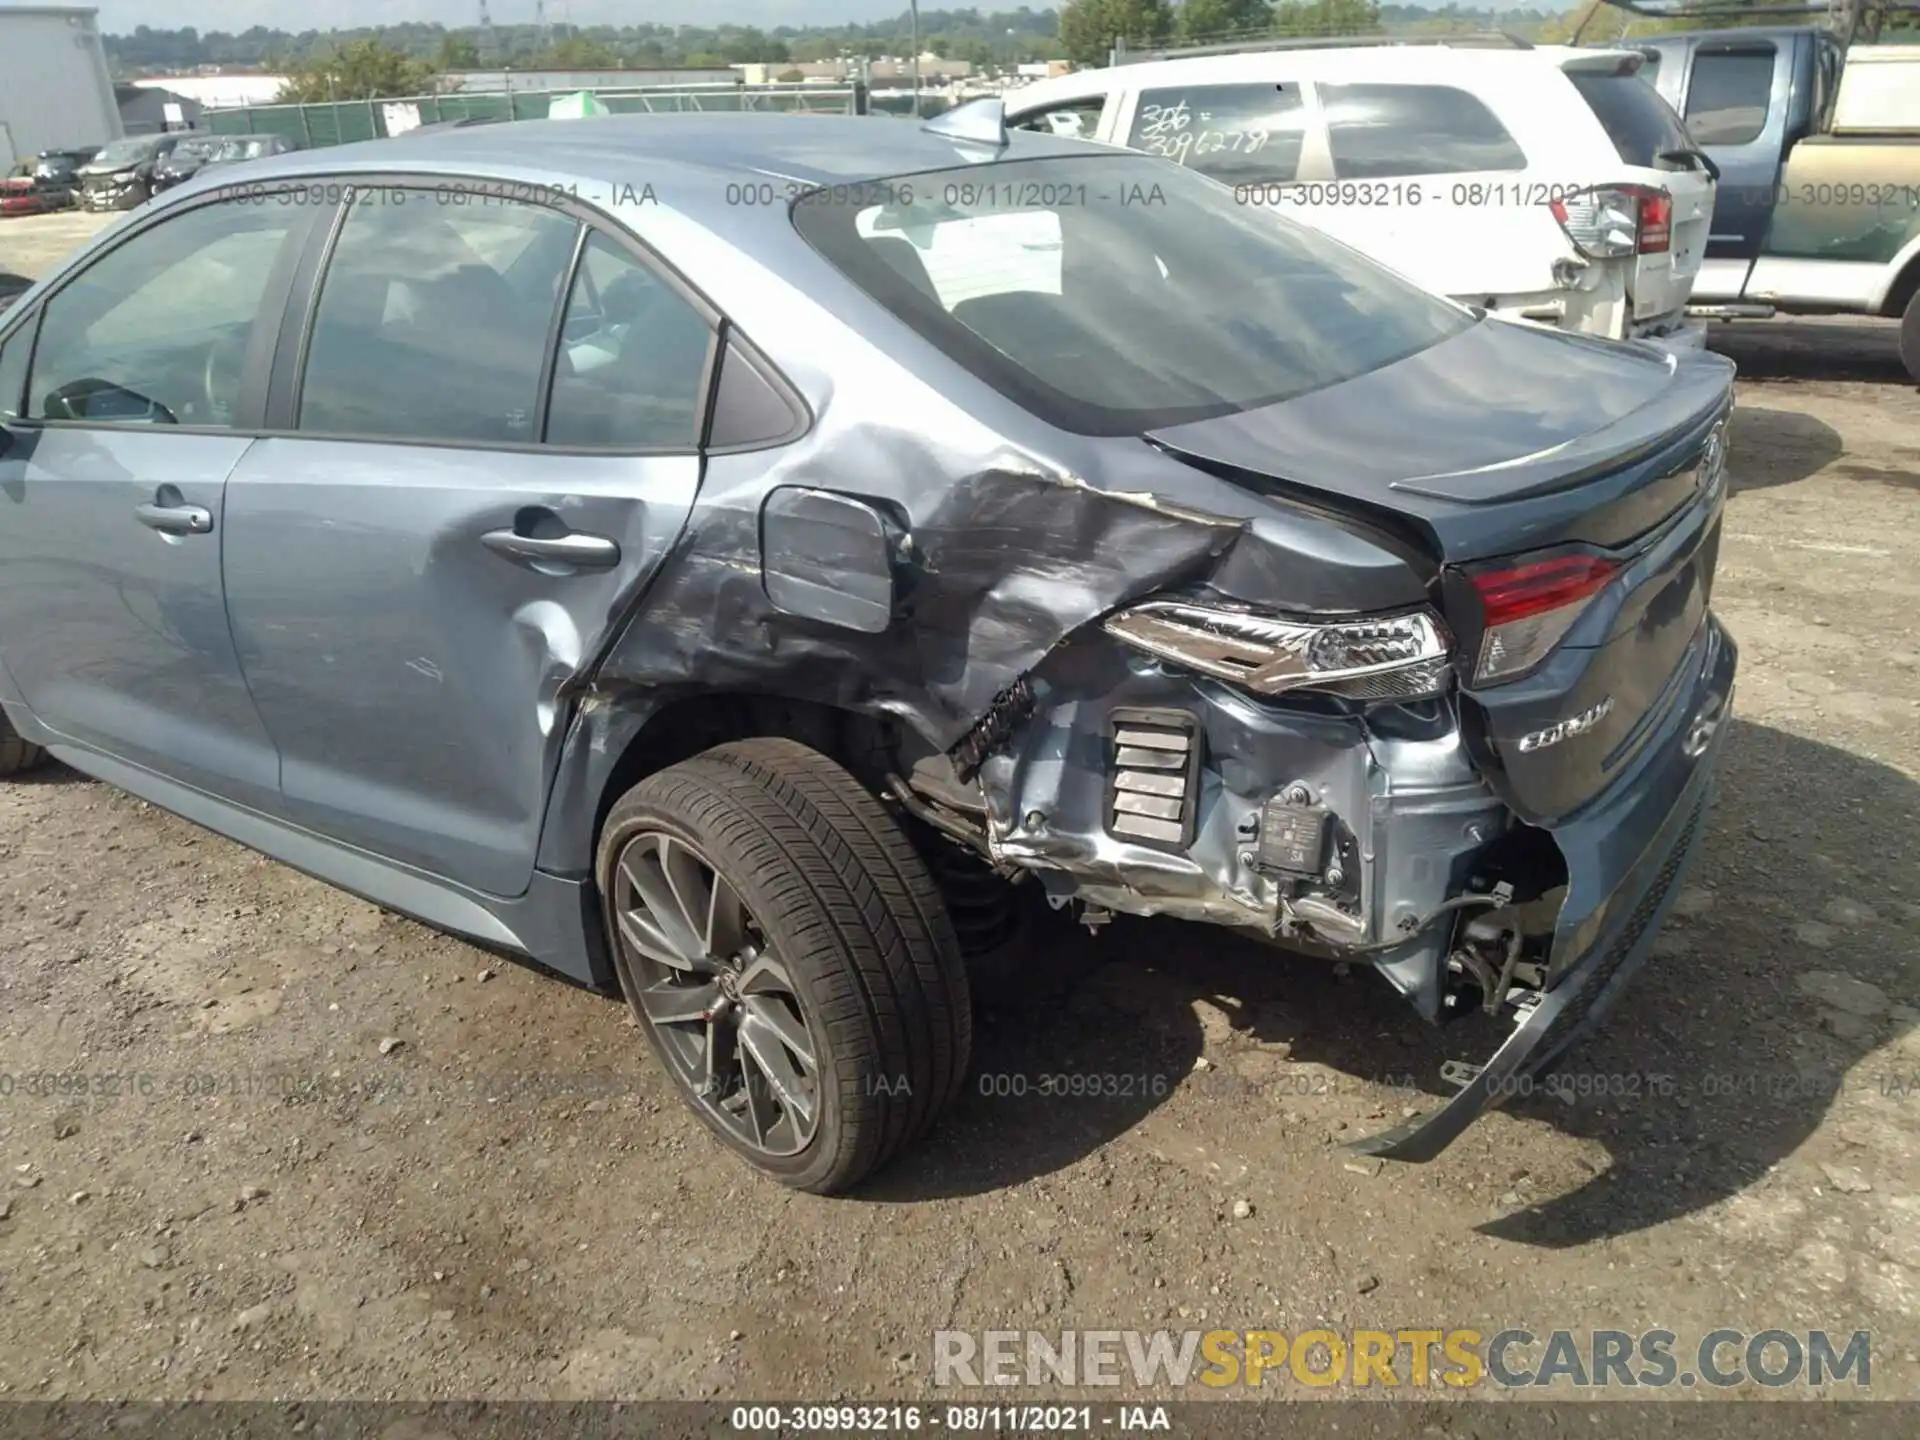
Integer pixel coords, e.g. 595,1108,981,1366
135,502,213,535
480,529,621,573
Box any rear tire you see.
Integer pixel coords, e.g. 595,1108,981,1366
0,711,45,777
1902,287,1920,386
596,738,971,1194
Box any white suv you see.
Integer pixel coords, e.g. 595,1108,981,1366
1003,41,1718,353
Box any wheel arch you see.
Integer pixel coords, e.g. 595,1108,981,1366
1875,237,1920,319
533,686,921,881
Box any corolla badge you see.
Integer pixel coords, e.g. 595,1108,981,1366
1517,696,1615,754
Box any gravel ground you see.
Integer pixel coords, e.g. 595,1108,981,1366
1,210,1918,1404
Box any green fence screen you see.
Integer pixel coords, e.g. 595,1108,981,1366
205,83,883,148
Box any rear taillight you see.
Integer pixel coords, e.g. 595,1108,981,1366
1549,185,1671,260
1467,555,1619,685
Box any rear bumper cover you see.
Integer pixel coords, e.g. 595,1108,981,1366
1349,613,1736,1162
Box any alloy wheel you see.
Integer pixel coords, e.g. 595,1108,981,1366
611,831,821,1157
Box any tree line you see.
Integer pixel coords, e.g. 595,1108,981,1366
107,5,1590,79
110,2,1862,102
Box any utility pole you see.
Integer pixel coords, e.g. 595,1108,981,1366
477,0,495,64
535,0,553,53
910,0,921,118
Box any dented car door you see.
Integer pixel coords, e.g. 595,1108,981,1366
221,188,712,898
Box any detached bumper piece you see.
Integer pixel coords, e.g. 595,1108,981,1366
1348,787,1709,1163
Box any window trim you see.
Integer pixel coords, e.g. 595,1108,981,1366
266,168,789,459
0,305,43,420
1,182,333,438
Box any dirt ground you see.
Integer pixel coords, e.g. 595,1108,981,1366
2,208,1918,1405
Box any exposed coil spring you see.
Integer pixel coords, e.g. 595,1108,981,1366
925,845,1025,959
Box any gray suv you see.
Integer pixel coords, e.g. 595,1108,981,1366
0,111,1736,1192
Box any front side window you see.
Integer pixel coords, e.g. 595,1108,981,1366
546,232,712,450
1685,48,1775,146
1127,83,1308,186
794,154,1474,436
1322,83,1527,178
28,201,300,426
298,193,580,444
1010,98,1105,140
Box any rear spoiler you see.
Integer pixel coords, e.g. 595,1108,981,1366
1557,50,1649,76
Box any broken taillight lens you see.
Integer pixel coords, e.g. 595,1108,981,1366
1468,555,1619,685
1549,185,1671,259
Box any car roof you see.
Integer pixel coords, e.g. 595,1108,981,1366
1008,44,1613,109
237,112,1098,192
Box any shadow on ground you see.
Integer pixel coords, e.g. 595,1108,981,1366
1710,316,1915,387
1727,406,1843,494
867,719,1918,1247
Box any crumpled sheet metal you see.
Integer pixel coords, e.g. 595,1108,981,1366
532,413,1245,876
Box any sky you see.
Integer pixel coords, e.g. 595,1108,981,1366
66,1,1460,35
78,2,927,32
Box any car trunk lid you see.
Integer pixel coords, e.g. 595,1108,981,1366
1145,316,1734,822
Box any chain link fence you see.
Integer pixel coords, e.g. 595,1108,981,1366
204,83,879,149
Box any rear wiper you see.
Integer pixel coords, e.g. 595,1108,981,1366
1658,147,1720,183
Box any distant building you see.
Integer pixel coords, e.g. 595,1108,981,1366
116,84,205,135
130,74,290,109
444,69,739,94
1016,61,1074,80
0,5,121,169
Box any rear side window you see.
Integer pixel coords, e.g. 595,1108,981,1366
1127,84,1308,185
1321,83,1527,178
1684,49,1774,145
545,232,712,450
1568,72,1697,168
299,192,580,444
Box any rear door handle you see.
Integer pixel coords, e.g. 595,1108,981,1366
480,529,621,573
134,502,213,535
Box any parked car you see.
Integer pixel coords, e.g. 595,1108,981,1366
1619,26,1920,381
0,109,1737,1192
0,150,93,217
1004,36,1719,353
150,135,233,194
204,134,301,170
75,131,211,211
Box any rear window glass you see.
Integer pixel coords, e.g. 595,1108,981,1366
1684,49,1774,146
1126,83,1309,185
1321,83,1527,178
792,155,1473,436
1569,71,1697,168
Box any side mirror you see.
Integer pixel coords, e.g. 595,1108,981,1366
44,377,177,425
760,487,902,635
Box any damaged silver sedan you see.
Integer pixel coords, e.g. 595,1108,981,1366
0,105,1735,1192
